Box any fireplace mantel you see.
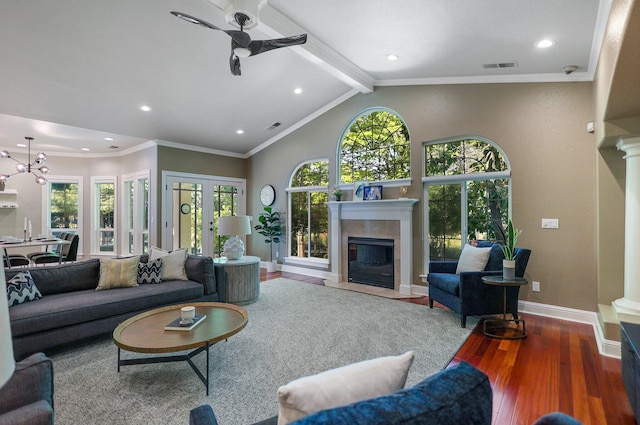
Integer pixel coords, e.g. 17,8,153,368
328,199,419,294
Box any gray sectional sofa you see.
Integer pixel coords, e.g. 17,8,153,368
6,255,217,361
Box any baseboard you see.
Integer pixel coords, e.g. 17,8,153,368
519,300,621,358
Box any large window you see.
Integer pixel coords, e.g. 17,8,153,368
423,137,510,262
339,108,410,185
122,170,150,255
42,177,83,250
90,177,116,254
287,160,329,263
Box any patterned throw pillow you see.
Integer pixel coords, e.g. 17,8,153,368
138,258,163,284
6,271,42,307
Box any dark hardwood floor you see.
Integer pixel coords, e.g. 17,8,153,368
261,270,635,425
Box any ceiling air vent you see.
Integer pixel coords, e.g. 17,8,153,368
483,62,517,69
267,122,282,130
109,145,119,149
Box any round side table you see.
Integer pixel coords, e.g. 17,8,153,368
480,275,528,339
213,256,260,305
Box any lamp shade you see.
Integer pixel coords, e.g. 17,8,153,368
218,216,251,236
0,267,15,389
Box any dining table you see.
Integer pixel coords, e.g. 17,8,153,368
1,237,71,268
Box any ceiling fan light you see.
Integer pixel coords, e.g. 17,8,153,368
233,47,251,58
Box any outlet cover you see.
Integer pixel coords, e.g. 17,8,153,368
532,281,540,292
541,218,559,229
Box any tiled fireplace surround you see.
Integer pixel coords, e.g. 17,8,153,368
328,199,419,294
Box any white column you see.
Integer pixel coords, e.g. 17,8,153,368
328,202,342,282
613,136,640,322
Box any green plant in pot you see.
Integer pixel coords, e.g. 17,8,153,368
254,206,283,272
498,219,522,280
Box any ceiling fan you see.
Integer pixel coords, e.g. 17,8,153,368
171,11,308,76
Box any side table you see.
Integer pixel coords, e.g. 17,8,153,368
213,256,260,305
480,275,528,339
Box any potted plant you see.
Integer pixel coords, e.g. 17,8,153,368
254,206,283,272
498,219,522,280
331,185,343,201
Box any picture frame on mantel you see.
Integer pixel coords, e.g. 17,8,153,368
364,185,383,200
353,180,368,201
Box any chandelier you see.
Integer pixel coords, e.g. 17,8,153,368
0,137,50,185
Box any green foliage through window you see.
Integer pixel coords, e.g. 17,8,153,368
289,160,329,260
339,109,410,183
50,182,78,229
424,138,510,261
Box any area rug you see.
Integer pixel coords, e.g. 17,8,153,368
52,278,477,425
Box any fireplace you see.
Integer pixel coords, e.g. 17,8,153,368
348,237,394,289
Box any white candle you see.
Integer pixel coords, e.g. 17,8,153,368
28,220,32,238
24,216,27,232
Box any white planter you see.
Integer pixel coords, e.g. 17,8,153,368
266,261,277,273
503,259,516,280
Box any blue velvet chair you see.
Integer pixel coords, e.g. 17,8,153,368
427,241,531,327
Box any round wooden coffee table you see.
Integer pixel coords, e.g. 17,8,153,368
113,302,248,395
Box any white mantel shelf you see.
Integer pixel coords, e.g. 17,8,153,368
328,198,419,294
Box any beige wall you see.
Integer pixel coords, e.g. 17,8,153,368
248,82,598,311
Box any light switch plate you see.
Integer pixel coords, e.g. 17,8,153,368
541,218,559,229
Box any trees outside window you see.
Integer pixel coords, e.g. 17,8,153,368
288,160,329,262
91,177,116,253
423,137,510,262
339,108,410,184
46,178,82,236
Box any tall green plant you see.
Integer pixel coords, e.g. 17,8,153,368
498,220,522,261
254,206,283,262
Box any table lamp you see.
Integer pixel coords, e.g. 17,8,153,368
0,268,15,389
218,216,251,260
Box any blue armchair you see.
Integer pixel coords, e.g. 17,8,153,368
427,242,531,327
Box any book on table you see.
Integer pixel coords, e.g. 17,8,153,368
164,314,206,331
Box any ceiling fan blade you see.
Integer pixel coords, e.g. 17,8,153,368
229,52,241,76
248,34,308,56
170,11,223,31
225,30,251,48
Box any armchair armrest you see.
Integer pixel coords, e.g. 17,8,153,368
428,261,458,274
0,352,53,420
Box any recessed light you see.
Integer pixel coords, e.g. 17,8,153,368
236,129,244,135
140,105,152,112
104,137,114,141
82,148,90,151
294,88,303,94
386,54,399,61
535,39,555,48
16,143,26,148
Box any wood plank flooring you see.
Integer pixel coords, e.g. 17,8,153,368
262,270,636,425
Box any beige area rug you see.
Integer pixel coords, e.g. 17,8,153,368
323,280,425,299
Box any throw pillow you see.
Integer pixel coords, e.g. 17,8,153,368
96,256,140,290
138,258,163,284
456,243,492,274
150,247,188,281
276,351,414,425
6,271,42,306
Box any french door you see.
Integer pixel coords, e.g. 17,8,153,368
162,172,246,257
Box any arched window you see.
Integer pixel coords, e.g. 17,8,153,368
287,159,329,264
338,108,410,185
423,136,511,262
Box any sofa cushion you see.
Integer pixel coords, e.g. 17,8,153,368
426,273,460,296
150,247,188,281
292,361,492,425
5,259,100,296
8,281,205,338
96,257,140,290
456,244,491,274
138,258,163,284
6,271,42,307
277,351,414,425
